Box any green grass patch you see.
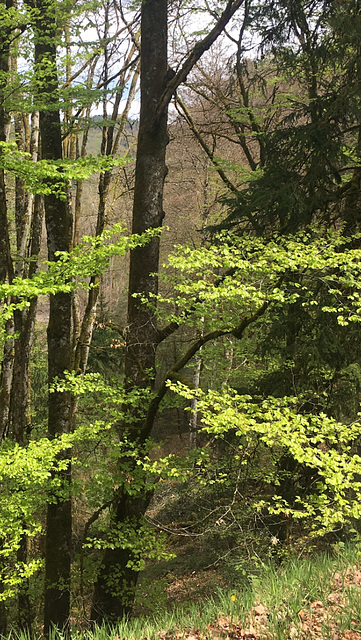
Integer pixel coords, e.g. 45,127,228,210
6,541,361,640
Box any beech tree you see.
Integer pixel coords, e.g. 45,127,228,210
0,0,245,629
90,0,246,623
0,0,139,632
172,0,361,546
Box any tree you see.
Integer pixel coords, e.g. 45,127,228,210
0,3,14,631
172,0,361,545
90,0,246,623
28,0,79,629
0,0,146,628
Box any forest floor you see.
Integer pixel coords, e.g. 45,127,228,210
11,543,361,640
99,543,361,640
153,563,361,640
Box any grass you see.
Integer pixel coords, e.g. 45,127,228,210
7,541,361,640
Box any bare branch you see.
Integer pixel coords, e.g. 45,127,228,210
174,95,262,234
155,0,245,119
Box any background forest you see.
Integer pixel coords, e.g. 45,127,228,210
1,0,361,636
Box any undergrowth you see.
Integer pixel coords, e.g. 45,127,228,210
6,541,361,640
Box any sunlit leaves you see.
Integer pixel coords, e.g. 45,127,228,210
0,222,160,336
159,230,361,330
168,381,361,535
0,141,130,199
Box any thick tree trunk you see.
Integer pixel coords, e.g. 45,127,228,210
42,115,73,637
31,0,73,633
90,0,168,624
90,488,153,622
90,0,244,624
42,126,73,633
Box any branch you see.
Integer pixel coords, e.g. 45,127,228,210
61,52,99,90
174,95,262,234
155,0,245,119
103,320,125,335
174,96,240,196
96,53,140,91
140,299,269,440
155,319,181,344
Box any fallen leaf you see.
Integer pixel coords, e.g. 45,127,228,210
216,616,231,629
298,610,306,619
341,632,361,640
254,603,266,616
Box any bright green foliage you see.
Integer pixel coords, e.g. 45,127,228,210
0,142,129,199
154,228,361,544
160,230,361,330
3,222,361,607
0,369,165,601
53,372,176,580
0,224,160,334
3,0,361,623
0,435,72,600
0,219,160,603
169,382,361,535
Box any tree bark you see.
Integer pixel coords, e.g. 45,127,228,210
30,0,73,633
0,0,14,445
90,0,168,622
91,0,244,623
0,2,14,631
12,190,42,632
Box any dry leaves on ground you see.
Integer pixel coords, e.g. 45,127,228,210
114,562,361,640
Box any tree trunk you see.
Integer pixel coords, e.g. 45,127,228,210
12,115,41,629
31,0,73,633
90,0,168,623
189,353,202,449
91,0,244,623
0,2,13,631
13,256,41,632
0,0,14,444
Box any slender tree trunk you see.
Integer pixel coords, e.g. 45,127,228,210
72,46,139,378
0,2,13,631
11,111,41,446
0,0,14,446
70,28,141,623
0,318,13,441
12,186,42,632
31,0,73,632
189,353,202,449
